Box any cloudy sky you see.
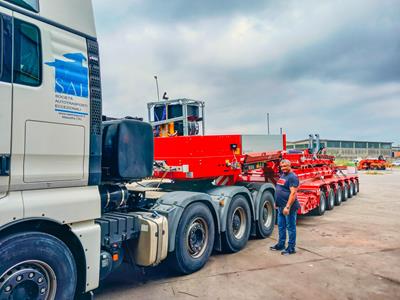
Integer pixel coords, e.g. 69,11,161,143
93,0,400,144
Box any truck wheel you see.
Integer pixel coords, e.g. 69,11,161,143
342,183,349,202
348,182,354,198
256,191,276,239
326,189,335,211
355,181,360,193
222,195,251,252
171,202,215,274
334,186,342,206
0,232,77,300
312,191,326,216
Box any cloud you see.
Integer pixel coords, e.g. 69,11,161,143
93,0,400,144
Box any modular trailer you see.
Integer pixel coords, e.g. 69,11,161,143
153,135,359,219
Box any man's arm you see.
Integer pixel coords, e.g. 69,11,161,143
286,186,298,209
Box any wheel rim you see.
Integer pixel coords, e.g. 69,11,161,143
261,200,273,229
344,186,348,198
0,260,57,300
186,217,209,259
231,207,247,240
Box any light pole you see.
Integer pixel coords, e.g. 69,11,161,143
154,75,160,102
267,113,270,135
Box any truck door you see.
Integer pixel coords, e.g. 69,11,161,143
10,12,90,190
0,7,12,197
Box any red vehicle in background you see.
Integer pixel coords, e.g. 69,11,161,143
358,156,390,170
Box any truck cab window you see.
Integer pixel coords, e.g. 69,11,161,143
13,19,41,86
0,16,3,79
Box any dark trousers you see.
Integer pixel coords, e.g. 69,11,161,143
277,207,297,249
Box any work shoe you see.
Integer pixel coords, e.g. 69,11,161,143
269,243,285,251
281,248,296,255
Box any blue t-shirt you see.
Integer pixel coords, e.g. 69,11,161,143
276,171,300,211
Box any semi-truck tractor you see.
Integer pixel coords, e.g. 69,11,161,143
0,1,279,299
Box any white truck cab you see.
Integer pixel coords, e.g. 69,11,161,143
0,1,103,298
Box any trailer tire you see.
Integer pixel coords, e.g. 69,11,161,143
355,180,360,193
352,181,357,195
222,195,251,253
312,191,326,216
170,202,215,274
256,191,276,239
342,183,349,202
334,186,342,206
348,182,354,199
326,189,335,211
0,232,77,300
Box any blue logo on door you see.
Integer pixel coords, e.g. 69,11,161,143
46,53,89,98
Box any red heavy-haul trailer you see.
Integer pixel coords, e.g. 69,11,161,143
153,134,359,216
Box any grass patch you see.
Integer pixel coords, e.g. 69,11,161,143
365,171,384,175
335,159,357,167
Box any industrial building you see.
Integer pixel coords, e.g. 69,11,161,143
392,145,400,158
287,138,393,159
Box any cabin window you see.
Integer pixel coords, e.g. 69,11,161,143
13,19,42,86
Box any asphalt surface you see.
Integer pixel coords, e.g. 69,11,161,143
95,169,400,300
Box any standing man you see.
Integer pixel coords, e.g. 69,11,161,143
270,159,300,255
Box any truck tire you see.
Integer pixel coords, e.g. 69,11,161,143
222,195,251,253
170,202,215,274
348,182,354,198
256,191,276,239
326,189,335,211
334,186,342,206
342,183,349,202
352,181,357,195
312,191,326,216
0,232,77,300
355,180,360,193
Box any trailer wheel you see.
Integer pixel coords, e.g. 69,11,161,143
334,186,342,206
222,195,251,252
342,183,349,202
355,180,360,193
312,191,326,216
326,189,335,211
0,232,77,300
348,182,354,198
171,202,215,274
256,191,276,239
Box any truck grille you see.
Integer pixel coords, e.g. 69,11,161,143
87,38,103,185
87,39,102,135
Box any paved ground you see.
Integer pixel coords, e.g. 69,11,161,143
95,170,400,300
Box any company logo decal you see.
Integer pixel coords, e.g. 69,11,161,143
277,178,286,186
46,53,89,98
